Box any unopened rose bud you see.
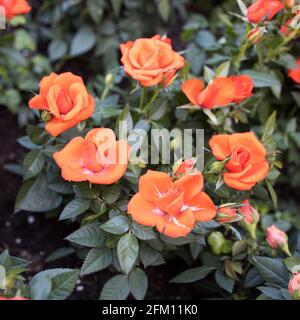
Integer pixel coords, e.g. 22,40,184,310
240,200,260,225
266,225,291,256
247,27,265,45
239,200,259,239
216,207,240,224
208,231,225,255
209,161,224,174
207,231,233,255
41,110,52,122
105,73,114,86
173,158,196,177
289,273,300,300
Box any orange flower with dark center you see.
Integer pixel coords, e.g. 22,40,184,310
209,132,270,190
0,0,31,20
120,35,185,87
181,75,253,109
29,72,94,137
247,0,284,24
53,128,130,184
288,58,300,83
127,170,216,238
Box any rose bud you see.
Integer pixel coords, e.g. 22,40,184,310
289,273,300,300
266,225,291,256
207,231,233,255
283,0,294,8
216,207,240,224
239,200,260,239
173,158,196,177
247,27,265,45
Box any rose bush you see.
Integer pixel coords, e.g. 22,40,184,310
1,0,300,301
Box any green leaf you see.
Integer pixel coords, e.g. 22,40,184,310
262,111,277,143
23,149,45,180
252,256,289,287
87,0,105,23
100,274,130,300
59,199,91,221
243,70,281,88
266,180,278,209
215,269,234,293
284,256,300,273
185,43,205,74
157,0,171,22
140,243,160,268
48,39,67,61
30,269,79,300
132,222,156,240
101,184,121,204
170,266,214,284
73,182,97,199
45,247,75,263
70,26,96,57
100,216,129,234
196,30,217,49
215,61,231,77
29,275,52,300
244,267,263,288
129,268,148,300
66,223,106,247
117,233,139,274
257,286,283,300
15,175,62,213
81,248,112,276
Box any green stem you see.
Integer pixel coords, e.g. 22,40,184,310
139,87,146,111
142,88,161,114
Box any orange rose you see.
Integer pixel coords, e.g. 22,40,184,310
247,0,284,23
0,0,31,20
53,128,130,184
120,35,185,87
209,132,270,190
181,75,253,109
127,170,216,238
29,72,94,137
288,58,300,83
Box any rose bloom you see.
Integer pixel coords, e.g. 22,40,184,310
181,75,253,109
289,273,300,300
266,225,288,248
128,170,216,238
54,128,130,185
174,159,196,177
209,132,269,190
240,200,260,224
0,0,31,20
216,207,239,223
288,58,300,84
29,72,95,137
120,35,185,87
247,0,284,24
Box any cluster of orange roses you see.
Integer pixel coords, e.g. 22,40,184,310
246,0,299,39
28,34,271,238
